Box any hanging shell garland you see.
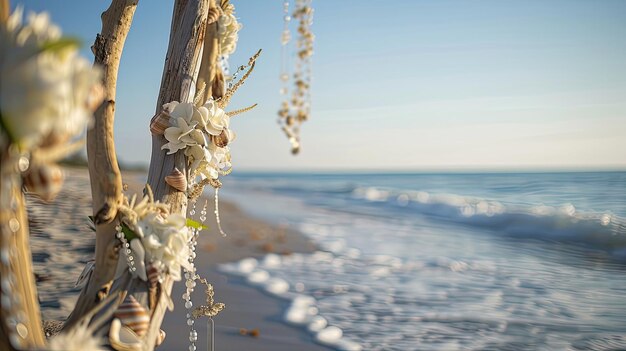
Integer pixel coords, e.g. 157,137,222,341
165,168,187,192
113,295,150,337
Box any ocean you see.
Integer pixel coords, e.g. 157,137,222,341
219,171,626,351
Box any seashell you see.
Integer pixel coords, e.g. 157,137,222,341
109,318,142,351
207,6,221,24
212,129,230,147
23,164,64,202
149,111,171,135
114,295,150,337
147,263,161,288
155,329,166,346
165,168,187,192
212,69,225,99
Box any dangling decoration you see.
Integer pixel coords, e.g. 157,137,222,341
278,0,314,154
192,278,225,351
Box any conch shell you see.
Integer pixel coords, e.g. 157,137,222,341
164,168,187,192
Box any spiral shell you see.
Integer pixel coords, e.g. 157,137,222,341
149,111,171,135
23,164,64,202
165,168,187,192
147,263,161,288
114,295,150,337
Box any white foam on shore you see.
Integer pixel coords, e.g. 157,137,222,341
219,254,362,351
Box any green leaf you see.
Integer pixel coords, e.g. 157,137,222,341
186,218,208,230
40,37,82,53
120,222,138,242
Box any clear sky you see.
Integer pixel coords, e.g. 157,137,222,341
14,0,626,170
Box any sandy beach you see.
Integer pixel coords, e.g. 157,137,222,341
28,167,331,351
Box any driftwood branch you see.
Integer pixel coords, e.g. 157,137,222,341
147,0,210,210
0,170,46,350
196,0,221,103
0,3,46,350
0,0,8,23
65,0,139,329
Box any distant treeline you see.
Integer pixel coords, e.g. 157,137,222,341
60,153,148,172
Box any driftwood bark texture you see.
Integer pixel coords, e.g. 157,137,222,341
65,0,139,330
73,0,213,349
1,0,219,349
0,0,46,348
0,172,46,350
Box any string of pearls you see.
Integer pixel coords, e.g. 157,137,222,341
183,199,207,351
115,225,137,276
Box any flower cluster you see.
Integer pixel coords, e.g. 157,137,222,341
217,3,242,57
0,8,102,151
160,100,234,183
116,192,193,281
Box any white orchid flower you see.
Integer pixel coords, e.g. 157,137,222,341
200,99,230,136
185,144,212,173
162,117,197,154
196,160,220,180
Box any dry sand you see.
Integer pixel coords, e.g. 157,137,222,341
28,167,332,350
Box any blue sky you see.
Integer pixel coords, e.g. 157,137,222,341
15,0,626,170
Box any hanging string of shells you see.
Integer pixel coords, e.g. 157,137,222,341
278,0,314,154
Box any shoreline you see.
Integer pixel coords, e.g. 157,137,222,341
28,167,332,351
159,188,332,351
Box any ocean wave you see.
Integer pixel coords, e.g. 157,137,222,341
219,255,363,351
351,186,626,254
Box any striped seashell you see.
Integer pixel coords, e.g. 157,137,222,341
164,168,187,192
114,295,150,337
207,6,221,24
23,164,64,202
147,263,161,288
149,111,171,135
155,329,166,346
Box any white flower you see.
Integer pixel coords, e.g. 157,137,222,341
0,9,101,151
217,5,242,56
138,213,193,281
162,117,197,154
197,99,230,136
185,144,212,173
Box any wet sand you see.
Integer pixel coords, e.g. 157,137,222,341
28,167,331,351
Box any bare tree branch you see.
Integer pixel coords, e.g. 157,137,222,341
65,0,139,329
